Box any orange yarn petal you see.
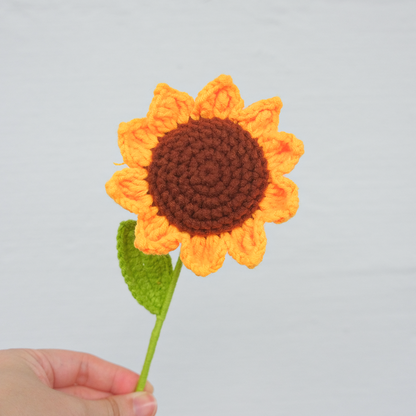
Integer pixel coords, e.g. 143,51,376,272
225,213,267,269
258,176,299,224
261,131,305,177
105,167,152,215
191,74,244,120
146,83,194,137
180,234,228,277
236,97,282,140
134,209,183,255
118,118,158,168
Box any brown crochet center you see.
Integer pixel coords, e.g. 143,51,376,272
147,117,269,237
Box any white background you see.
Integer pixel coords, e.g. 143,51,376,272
1,1,415,415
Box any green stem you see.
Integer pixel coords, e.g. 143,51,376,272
136,256,183,391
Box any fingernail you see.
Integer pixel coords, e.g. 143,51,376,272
132,392,157,416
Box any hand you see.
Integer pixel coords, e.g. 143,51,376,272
0,349,157,416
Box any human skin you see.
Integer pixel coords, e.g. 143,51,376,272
0,349,157,416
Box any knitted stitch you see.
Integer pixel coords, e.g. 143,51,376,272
106,75,304,276
147,117,269,237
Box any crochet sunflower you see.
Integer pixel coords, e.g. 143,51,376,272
106,75,304,277
106,75,303,391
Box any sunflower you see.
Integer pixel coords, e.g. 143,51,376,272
106,75,304,277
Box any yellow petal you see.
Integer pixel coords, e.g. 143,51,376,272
191,74,244,120
236,97,283,139
135,210,183,255
105,167,152,214
180,234,228,277
118,118,158,168
261,131,304,177
258,176,299,223
225,213,267,269
146,83,194,136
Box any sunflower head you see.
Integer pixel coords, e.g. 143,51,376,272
106,75,304,277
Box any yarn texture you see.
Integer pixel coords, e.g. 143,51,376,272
147,117,269,237
117,220,173,315
106,75,304,276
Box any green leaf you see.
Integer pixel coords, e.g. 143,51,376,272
116,220,173,315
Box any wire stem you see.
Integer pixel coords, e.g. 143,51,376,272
136,256,183,391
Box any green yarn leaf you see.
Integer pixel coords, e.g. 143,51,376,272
117,220,173,316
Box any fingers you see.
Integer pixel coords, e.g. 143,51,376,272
0,349,158,416
34,349,153,394
81,391,157,416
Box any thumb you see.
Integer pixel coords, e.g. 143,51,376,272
82,391,157,416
